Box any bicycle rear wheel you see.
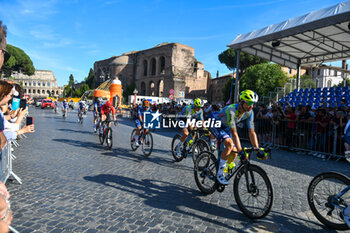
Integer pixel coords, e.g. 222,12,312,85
130,129,138,151
234,164,273,219
192,138,210,164
99,123,105,145
106,128,113,150
142,132,153,157
194,151,218,195
308,172,350,230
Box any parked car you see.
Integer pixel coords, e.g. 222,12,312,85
41,99,55,109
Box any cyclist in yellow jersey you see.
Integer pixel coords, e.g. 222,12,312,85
209,90,268,185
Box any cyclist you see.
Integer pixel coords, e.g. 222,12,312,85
175,98,216,156
62,99,68,117
209,90,267,185
77,98,87,121
101,100,117,122
93,98,103,133
133,99,151,147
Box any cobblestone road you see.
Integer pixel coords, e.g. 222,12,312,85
6,107,350,233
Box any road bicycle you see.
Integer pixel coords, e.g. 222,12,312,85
307,172,350,230
130,127,153,157
171,128,210,163
194,144,273,219
99,116,116,150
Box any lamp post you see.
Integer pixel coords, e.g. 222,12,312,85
133,89,138,106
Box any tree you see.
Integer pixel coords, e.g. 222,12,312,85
1,44,35,77
218,48,268,75
335,78,350,87
85,68,95,89
240,63,289,98
122,83,136,103
222,78,233,102
291,75,316,89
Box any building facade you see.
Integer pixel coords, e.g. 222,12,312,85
11,70,63,98
208,73,234,104
94,43,210,99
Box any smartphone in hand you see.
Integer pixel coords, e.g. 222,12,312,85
20,99,27,109
26,116,33,126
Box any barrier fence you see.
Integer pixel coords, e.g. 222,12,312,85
0,141,22,185
238,118,346,161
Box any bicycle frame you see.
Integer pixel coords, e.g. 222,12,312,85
330,185,350,212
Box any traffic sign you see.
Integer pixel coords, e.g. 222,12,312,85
169,89,175,95
169,94,174,100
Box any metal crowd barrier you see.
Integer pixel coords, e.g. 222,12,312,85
0,141,22,184
239,118,347,161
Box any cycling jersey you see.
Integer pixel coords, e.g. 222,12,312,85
78,101,86,110
213,104,254,129
62,102,68,109
133,105,150,128
93,102,102,113
180,105,204,121
101,104,116,115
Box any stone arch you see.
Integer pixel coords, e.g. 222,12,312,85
157,80,164,97
151,58,156,75
56,91,59,95
141,82,146,95
149,81,155,96
159,56,165,75
143,60,148,76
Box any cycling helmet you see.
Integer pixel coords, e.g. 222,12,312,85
143,100,150,107
194,98,204,108
239,90,258,103
106,100,112,107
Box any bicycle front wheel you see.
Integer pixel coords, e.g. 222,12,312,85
171,134,184,162
192,138,210,164
234,164,273,219
194,151,218,195
106,128,113,150
308,172,350,230
130,129,138,151
142,132,153,157
99,124,105,145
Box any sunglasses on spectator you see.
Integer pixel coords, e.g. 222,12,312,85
244,101,255,106
1,49,11,64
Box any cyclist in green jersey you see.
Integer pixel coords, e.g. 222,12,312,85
209,90,268,185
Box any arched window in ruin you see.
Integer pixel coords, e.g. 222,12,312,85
141,82,146,95
159,56,165,75
327,80,332,88
151,58,156,75
157,80,164,97
143,60,148,76
149,81,155,96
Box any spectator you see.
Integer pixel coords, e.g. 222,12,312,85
315,109,330,155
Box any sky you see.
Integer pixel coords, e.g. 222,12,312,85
0,0,345,86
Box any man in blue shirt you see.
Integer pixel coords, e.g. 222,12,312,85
133,100,150,147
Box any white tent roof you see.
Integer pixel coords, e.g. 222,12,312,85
227,1,350,69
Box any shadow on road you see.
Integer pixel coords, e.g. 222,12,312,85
57,128,93,135
101,147,193,172
53,138,105,151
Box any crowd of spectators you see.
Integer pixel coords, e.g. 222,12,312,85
133,97,350,160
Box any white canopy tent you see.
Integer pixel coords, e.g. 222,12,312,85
227,1,350,102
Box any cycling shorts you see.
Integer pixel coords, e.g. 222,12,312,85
209,124,232,141
135,119,142,128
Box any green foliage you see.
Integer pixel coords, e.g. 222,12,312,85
68,74,74,86
1,44,35,77
290,74,316,89
335,78,350,87
123,83,136,103
218,48,268,73
240,63,289,98
85,68,95,89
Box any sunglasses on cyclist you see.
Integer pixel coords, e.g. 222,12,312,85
1,49,11,64
244,101,255,106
